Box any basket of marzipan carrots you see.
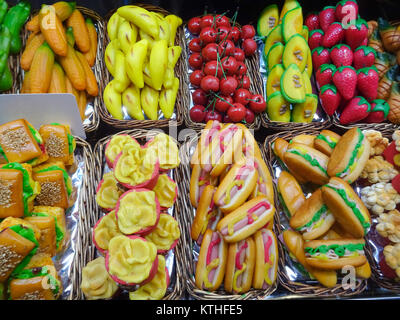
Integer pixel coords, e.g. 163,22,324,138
17,2,105,133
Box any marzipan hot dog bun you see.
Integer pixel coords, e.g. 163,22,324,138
282,230,337,288
321,177,371,238
291,134,316,147
224,237,255,294
214,160,259,214
249,155,274,206
195,229,228,291
217,196,275,243
190,164,218,208
284,143,330,185
236,123,262,159
201,123,243,177
304,238,367,270
277,171,305,218
314,130,341,156
191,185,222,245
191,120,222,168
289,189,335,240
252,228,278,289
327,128,370,184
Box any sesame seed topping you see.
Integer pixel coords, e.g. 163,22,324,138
18,291,46,300
0,128,30,152
45,133,66,159
0,179,13,208
36,181,62,206
0,244,22,278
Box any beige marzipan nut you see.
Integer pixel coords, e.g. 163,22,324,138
360,156,398,184
376,210,400,243
363,130,389,156
383,243,400,278
361,182,400,215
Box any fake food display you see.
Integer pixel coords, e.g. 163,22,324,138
103,5,182,121
81,132,180,300
0,119,77,300
189,120,278,294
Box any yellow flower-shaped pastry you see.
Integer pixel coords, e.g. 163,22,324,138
96,172,123,211
114,143,159,189
145,133,180,170
116,189,160,235
145,213,180,253
129,255,168,300
105,134,140,168
93,210,122,255
152,174,177,209
81,257,118,300
106,235,158,285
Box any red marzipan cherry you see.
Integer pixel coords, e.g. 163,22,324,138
216,25,231,42
230,26,241,42
200,15,215,29
233,47,245,62
192,88,208,105
242,38,257,56
218,39,235,57
237,75,250,89
215,95,233,113
200,75,220,92
234,88,252,105
190,105,206,122
190,70,204,87
235,61,248,76
216,15,231,28
202,43,219,61
204,60,223,78
219,76,238,96
223,112,233,123
188,17,202,35
189,37,203,52
188,52,203,69
205,110,223,122
241,24,256,39
228,103,247,122
221,56,238,76
200,27,217,44
245,108,255,123
248,94,266,113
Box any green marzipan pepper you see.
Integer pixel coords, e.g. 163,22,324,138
0,24,11,75
2,0,31,54
0,62,12,92
0,0,8,24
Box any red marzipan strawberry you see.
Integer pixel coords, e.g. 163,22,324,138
357,66,379,101
311,47,331,71
391,173,400,194
319,84,341,116
353,46,376,69
305,12,320,31
316,64,336,88
322,22,344,48
330,44,353,67
339,96,371,124
364,99,390,123
319,6,337,32
383,142,399,167
344,18,369,51
308,29,324,51
335,0,359,23
379,251,397,279
333,65,357,100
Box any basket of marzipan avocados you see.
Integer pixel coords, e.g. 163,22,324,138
176,124,279,300
181,18,262,132
78,129,185,300
99,4,185,129
17,4,105,133
263,128,381,297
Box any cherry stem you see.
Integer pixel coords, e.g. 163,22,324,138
212,92,235,108
205,96,216,111
216,52,227,80
231,6,239,26
246,98,257,102
203,5,208,16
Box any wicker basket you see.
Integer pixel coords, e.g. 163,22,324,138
180,20,262,132
176,133,279,300
17,6,104,134
98,5,185,130
263,129,370,297
64,137,97,300
83,129,185,300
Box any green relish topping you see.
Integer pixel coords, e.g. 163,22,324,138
315,134,337,149
35,165,72,196
28,212,64,250
9,225,39,277
27,125,43,146
336,128,364,178
287,149,327,175
0,145,8,162
1,162,35,215
296,205,328,231
50,123,75,155
305,243,364,257
325,184,371,233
